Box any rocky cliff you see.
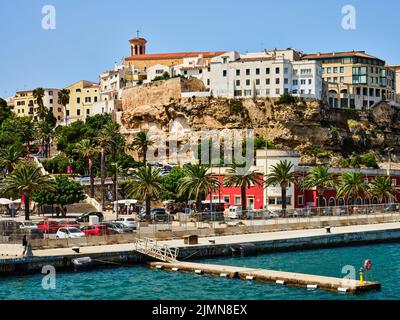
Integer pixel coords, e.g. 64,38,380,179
120,78,400,165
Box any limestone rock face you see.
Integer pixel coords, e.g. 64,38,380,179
120,78,400,165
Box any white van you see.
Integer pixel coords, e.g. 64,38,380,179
228,206,242,219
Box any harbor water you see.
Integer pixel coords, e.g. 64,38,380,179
0,242,399,300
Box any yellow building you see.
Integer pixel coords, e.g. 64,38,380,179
124,37,224,72
13,89,64,122
65,80,100,123
303,51,396,109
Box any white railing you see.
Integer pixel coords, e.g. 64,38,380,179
134,237,179,262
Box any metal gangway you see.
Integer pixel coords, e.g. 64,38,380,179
133,238,179,262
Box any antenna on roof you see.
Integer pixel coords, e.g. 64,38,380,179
136,30,140,38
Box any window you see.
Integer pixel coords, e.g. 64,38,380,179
236,69,240,76
266,68,270,74
255,79,260,85
76,89,81,93
327,67,332,74
256,68,260,75
49,99,53,104
48,91,53,96
85,97,91,103
293,80,298,86
234,196,241,205
275,67,280,74
234,90,242,97
77,97,81,104
284,67,288,74
223,196,230,204
308,79,312,85
207,79,210,86
275,78,280,85
340,67,344,73
246,79,250,86
340,77,344,83
94,97,98,102
297,195,304,206
333,67,338,73
244,90,252,96
236,80,240,86
87,109,90,115
266,78,270,85
284,78,288,85
246,69,250,76
66,110,70,116
275,88,280,95
223,70,227,77
300,79,306,85
77,109,81,116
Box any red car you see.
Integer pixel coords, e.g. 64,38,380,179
81,224,111,236
36,220,80,234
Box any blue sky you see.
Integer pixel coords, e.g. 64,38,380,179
0,0,399,98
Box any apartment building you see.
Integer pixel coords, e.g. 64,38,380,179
65,80,100,123
303,51,396,109
13,89,63,122
207,49,323,99
390,65,400,103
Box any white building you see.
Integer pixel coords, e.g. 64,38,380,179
207,49,323,99
93,64,142,116
256,149,299,210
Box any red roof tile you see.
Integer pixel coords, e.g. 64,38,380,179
125,51,225,61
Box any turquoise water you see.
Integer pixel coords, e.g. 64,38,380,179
0,243,399,300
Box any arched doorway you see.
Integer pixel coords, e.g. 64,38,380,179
372,197,379,205
348,197,354,205
356,197,362,206
364,198,370,205
338,197,345,206
329,197,336,207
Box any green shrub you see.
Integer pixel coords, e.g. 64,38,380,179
275,93,296,105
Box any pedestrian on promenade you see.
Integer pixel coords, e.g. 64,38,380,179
22,235,28,257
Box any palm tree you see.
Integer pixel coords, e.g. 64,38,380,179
36,121,54,158
336,172,366,205
130,131,154,166
0,145,23,176
102,123,124,202
266,160,295,214
125,166,163,219
178,164,219,211
1,162,54,220
33,88,47,120
368,176,397,204
224,162,263,215
303,166,336,207
96,131,112,209
58,89,70,125
73,139,99,198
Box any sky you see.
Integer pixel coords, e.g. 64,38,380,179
0,0,399,98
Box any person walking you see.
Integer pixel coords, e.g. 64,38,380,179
22,235,28,257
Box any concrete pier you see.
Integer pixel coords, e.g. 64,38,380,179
149,261,381,294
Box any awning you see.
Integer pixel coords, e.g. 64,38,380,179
202,200,226,204
112,199,138,205
0,198,13,205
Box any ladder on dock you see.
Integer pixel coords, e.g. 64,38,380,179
133,238,179,262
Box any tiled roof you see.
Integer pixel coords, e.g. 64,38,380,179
125,51,225,61
302,51,383,61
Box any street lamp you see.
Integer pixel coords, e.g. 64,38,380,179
385,147,394,180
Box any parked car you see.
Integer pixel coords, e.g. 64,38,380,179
56,227,86,239
18,221,38,230
150,208,171,222
101,222,134,234
37,220,80,234
227,206,242,219
76,212,104,223
81,224,111,236
113,217,138,230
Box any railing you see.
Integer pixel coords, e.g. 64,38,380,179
134,237,179,262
